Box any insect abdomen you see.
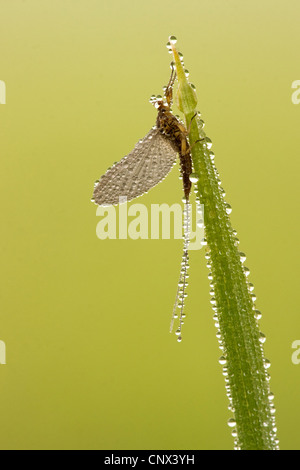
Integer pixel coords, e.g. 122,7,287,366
157,110,192,201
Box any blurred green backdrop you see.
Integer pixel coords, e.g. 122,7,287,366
1,0,299,450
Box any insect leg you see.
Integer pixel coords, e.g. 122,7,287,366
186,112,198,134
164,65,177,108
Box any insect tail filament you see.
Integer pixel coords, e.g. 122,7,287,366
170,200,190,342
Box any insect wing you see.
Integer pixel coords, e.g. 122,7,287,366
92,128,177,206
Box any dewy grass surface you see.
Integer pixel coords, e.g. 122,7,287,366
168,36,279,450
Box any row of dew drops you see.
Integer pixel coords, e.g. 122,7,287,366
165,36,279,450
148,37,206,344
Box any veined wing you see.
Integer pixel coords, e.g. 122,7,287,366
92,127,178,206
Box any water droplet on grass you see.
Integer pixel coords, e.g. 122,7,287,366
225,203,232,214
189,173,199,183
254,309,262,320
259,332,266,343
219,356,227,365
227,418,236,428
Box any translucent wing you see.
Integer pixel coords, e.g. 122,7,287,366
92,127,178,206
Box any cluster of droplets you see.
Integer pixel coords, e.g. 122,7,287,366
149,94,160,104
205,243,279,449
149,93,164,109
166,37,196,91
189,114,279,449
164,38,279,448
237,252,277,447
170,200,190,342
189,174,206,246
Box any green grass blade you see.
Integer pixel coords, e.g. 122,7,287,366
169,37,279,450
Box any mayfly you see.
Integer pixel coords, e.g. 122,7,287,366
92,67,198,341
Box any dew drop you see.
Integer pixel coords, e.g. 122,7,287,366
169,35,177,44
227,418,236,428
225,203,232,214
197,119,205,130
222,367,228,377
149,94,157,103
244,266,250,277
219,356,227,365
259,332,266,343
248,282,254,292
254,309,262,320
204,137,212,149
189,173,199,183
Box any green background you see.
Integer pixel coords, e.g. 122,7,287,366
1,0,299,450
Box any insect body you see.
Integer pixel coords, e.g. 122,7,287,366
92,68,193,206
92,68,194,341
154,67,193,202
155,101,192,201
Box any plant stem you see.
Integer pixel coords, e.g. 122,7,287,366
169,38,279,450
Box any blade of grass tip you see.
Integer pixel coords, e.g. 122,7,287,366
168,36,279,450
